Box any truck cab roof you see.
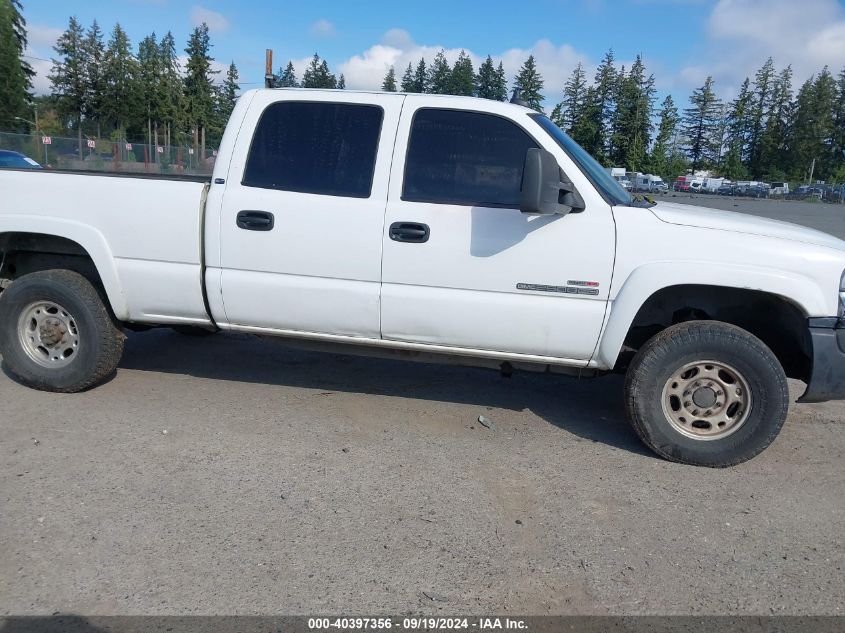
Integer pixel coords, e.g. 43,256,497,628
251,87,537,114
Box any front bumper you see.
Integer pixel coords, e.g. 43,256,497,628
798,317,845,403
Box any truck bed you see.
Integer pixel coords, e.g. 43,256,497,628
0,169,211,325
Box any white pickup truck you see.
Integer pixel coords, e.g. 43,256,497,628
2,89,844,467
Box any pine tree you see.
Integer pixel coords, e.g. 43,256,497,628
758,66,793,178
747,57,776,177
301,54,336,88
184,23,218,157
337,73,345,89
512,55,544,112
559,62,587,133
219,62,239,117
321,60,338,88
609,56,655,170
832,68,845,177
475,56,498,100
400,62,414,92
450,50,474,96
549,103,564,127
82,20,105,136
475,57,508,101
49,16,87,157
494,62,508,101
412,58,428,93
571,86,601,151
8,0,33,93
649,95,679,178
101,23,140,136
428,50,451,94
721,77,753,178
137,32,162,149
0,0,30,131
789,68,838,181
381,65,397,91
682,76,722,172
585,49,617,161
276,61,298,88
158,31,183,149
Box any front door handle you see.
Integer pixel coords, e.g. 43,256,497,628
236,210,274,231
389,222,430,243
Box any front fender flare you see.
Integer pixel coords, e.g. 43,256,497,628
592,261,823,369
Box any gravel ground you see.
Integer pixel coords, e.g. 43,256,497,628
1,198,844,617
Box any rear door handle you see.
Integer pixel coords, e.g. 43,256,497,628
236,210,274,231
389,222,430,243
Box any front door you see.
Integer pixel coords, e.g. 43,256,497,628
218,92,403,337
380,101,615,361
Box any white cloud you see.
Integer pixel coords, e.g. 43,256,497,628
22,25,63,96
26,24,63,50
309,19,336,38
190,5,229,33
679,0,845,95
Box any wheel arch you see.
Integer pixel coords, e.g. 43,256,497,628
595,263,821,381
0,221,128,320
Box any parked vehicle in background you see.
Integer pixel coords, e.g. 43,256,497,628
717,183,736,196
673,176,691,192
689,180,704,193
770,182,790,197
606,168,632,190
633,173,667,192
702,177,725,193
824,184,845,203
1,88,845,468
0,150,41,170
747,183,771,199
607,167,631,190
789,185,824,201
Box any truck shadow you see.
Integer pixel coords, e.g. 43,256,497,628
116,329,652,458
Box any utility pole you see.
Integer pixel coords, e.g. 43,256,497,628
265,49,274,88
808,157,815,185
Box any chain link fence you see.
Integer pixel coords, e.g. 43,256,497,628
0,131,217,176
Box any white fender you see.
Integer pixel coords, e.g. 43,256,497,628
0,214,129,320
593,261,825,369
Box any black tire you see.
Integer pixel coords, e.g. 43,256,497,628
0,270,125,393
171,325,217,337
624,321,789,467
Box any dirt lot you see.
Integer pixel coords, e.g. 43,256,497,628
1,198,844,616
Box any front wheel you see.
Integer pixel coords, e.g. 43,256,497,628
624,321,789,467
0,270,125,393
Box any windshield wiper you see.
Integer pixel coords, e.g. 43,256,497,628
628,194,657,208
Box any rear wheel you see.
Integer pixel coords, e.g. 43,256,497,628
624,321,789,467
0,270,124,392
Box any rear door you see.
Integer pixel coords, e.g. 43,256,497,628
380,100,616,361
216,91,403,337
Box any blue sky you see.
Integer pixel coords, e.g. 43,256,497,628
20,0,845,107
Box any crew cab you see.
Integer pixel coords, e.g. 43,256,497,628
1,89,844,467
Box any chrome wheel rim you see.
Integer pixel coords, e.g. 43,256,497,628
661,360,752,440
17,300,81,368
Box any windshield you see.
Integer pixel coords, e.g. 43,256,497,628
529,114,633,206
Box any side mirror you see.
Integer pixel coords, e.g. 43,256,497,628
520,148,584,215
